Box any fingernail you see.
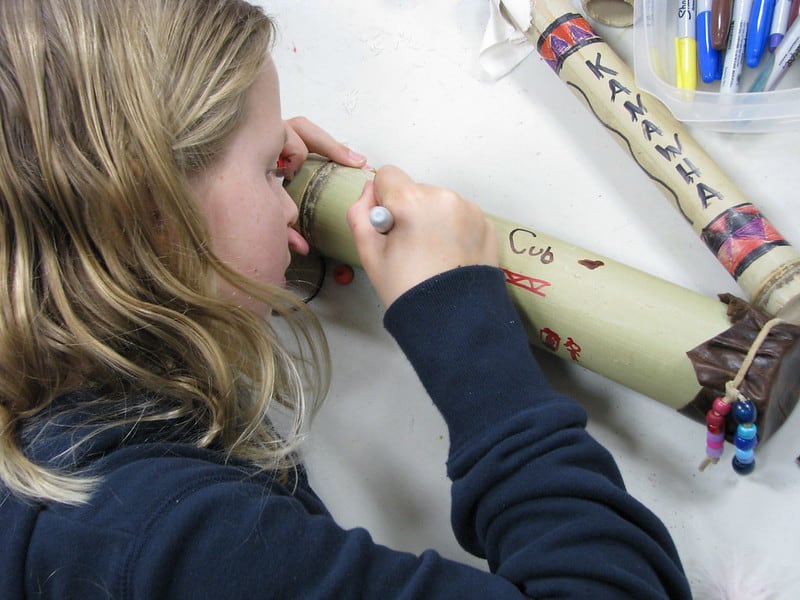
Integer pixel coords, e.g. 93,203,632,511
347,149,367,165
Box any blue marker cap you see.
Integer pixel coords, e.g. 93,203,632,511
746,0,778,68
697,9,722,83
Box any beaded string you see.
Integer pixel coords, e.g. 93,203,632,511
699,317,785,473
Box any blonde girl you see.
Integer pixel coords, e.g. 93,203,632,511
0,1,692,598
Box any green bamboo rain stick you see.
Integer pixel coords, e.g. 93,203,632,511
286,157,729,409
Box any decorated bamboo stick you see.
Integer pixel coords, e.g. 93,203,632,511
497,0,800,318
285,158,800,440
286,157,731,407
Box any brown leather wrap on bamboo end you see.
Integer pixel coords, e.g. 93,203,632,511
683,294,800,441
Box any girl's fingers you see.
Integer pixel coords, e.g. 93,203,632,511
285,116,367,172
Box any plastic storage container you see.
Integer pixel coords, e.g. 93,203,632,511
633,0,800,132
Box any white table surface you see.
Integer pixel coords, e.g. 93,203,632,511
263,1,800,597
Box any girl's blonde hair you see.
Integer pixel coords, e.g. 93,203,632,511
0,0,329,504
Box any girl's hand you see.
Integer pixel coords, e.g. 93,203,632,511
347,165,498,308
280,116,367,180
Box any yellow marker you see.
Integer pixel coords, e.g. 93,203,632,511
675,0,698,89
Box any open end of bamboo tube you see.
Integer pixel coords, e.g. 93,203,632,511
581,0,634,27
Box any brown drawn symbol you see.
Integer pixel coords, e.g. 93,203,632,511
502,269,551,298
578,259,605,270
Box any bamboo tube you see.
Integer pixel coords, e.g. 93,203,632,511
286,157,735,410
496,0,800,318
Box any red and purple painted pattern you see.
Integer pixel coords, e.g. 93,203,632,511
701,204,790,279
536,13,602,74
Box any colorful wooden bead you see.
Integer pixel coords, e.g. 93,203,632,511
734,423,757,449
712,397,732,415
731,411,758,475
732,400,757,424
736,422,757,440
700,397,758,473
332,264,355,285
705,409,726,428
706,431,725,449
704,427,726,462
734,435,757,451
732,456,756,475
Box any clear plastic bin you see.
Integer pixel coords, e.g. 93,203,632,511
633,0,800,132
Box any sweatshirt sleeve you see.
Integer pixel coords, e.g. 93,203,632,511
22,266,693,600
384,265,692,599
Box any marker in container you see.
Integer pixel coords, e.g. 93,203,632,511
720,0,755,93
369,206,394,234
770,0,794,51
698,0,723,81
750,15,800,90
676,0,698,89
746,0,777,67
712,0,734,49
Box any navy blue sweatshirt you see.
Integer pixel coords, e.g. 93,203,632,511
0,266,692,598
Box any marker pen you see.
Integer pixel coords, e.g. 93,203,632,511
720,0,755,93
368,206,394,234
750,15,800,90
712,0,734,49
770,0,794,51
698,0,723,81
746,0,777,67
676,0,698,89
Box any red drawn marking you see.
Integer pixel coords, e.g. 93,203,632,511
539,327,583,362
540,327,561,351
564,337,582,361
502,268,551,297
